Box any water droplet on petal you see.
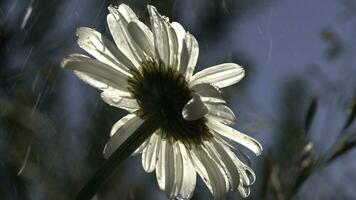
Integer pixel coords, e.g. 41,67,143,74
153,21,159,28
174,195,188,200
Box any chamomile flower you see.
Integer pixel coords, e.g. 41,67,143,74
62,4,262,199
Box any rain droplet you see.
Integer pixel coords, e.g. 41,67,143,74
111,97,121,103
174,195,188,200
152,21,159,29
21,2,33,29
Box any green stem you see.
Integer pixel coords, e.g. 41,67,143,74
74,113,163,200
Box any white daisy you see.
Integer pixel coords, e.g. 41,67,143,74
62,4,262,199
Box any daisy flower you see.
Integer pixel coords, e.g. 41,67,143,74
62,4,262,199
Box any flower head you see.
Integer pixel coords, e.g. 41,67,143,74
62,4,262,199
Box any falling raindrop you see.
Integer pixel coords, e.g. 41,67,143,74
21,47,33,70
17,145,32,176
222,0,229,14
21,4,33,29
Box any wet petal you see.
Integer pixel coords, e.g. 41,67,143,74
115,4,146,62
73,71,107,90
117,4,137,22
168,25,179,69
207,119,262,156
178,39,189,76
172,142,197,199
182,94,208,121
192,83,225,104
132,140,148,156
142,133,160,172
147,5,170,66
190,146,226,199
107,14,138,69
76,27,133,74
203,142,231,192
101,89,139,112
62,54,129,92
171,22,186,45
127,21,156,58
156,140,175,194
211,139,241,190
205,103,236,126
178,34,199,80
190,63,245,88
107,6,146,67
184,33,199,80
171,22,186,71
103,114,144,158
216,140,256,197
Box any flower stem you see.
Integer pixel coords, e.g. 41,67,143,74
74,113,163,200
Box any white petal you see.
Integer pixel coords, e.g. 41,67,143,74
203,142,231,192
156,140,175,194
182,94,208,121
216,140,256,197
117,19,147,64
190,147,226,199
184,33,199,80
116,20,148,64
101,89,139,112
103,114,144,158
156,140,165,190
191,83,225,104
100,87,132,99
165,142,176,197
142,133,160,172
62,54,129,92
132,140,148,156
205,103,236,126
109,114,135,136
178,34,199,79
106,14,139,69
211,139,241,190
172,142,197,199
127,21,156,58
171,22,186,71
171,22,186,44
207,119,262,156
73,71,107,90
188,149,211,192
167,25,179,69
190,63,245,88
76,27,134,74
147,5,170,66
117,4,137,21
107,6,145,67
171,145,184,198
178,39,189,76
